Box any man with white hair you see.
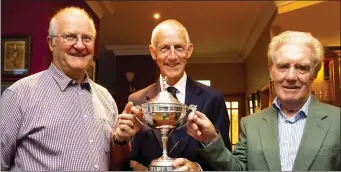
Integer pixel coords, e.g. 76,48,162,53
124,19,231,171
1,6,141,171
179,31,340,171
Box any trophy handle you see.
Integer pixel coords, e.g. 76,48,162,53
176,104,197,130
133,105,152,129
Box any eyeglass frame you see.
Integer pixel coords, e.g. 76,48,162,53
51,33,95,46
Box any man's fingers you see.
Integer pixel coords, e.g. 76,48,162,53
187,128,195,137
187,120,204,139
115,128,130,138
119,119,134,127
192,115,207,128
188,125,202,137
172,158,189,171
130,160,148,171
131,106,144,120
172,158,186,169
121,103,143,123
187,111,196,122
118,124,135,135
187,127,201,139
173,166,188,171
188,122,199,131
119,113,135,120
118,119,136,131
173,158,185,165
123,101,134,114
195,111,206,119
188,111,207,127
196,130,202,136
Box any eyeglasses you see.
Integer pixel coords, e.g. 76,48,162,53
274,63,317,75
52,33,94,46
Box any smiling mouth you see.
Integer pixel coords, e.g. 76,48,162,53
69,54,87,57
166,64,179,67
283,86,300,90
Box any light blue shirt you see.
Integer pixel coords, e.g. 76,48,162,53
273,95,312,171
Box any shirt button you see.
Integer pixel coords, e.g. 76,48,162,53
94,164,99,170
89,139,93,143
83,115,88,118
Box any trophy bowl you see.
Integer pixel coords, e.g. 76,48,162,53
135,90,197,171
141,94,187,129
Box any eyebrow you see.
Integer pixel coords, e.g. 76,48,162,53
274,61,311,65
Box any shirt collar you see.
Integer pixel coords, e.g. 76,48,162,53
49,63,90,92
272,94,311,120
159,72,187,95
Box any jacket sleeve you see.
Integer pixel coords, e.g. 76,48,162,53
198,117,248,170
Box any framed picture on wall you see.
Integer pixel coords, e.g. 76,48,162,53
1,36,31,77
1,81,15,95
87,59,96,82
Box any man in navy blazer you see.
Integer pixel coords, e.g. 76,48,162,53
122,19,231,171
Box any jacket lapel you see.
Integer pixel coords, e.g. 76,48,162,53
170,78,205,157
146,81,161,102
259,107,282,171
293,97,330,171
146,81,164,149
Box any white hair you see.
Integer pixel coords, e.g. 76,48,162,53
267,31,324,75
151,19,190,49
48,6,96,37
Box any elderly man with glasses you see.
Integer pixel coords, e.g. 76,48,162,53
1,6,142,171
174,31,340,171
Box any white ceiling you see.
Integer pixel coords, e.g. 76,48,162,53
86,1,340,63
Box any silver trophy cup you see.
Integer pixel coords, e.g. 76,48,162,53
135,76,197,171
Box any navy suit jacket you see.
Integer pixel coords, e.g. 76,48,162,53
123,77,231,170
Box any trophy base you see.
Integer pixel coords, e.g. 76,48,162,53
149,156,174,171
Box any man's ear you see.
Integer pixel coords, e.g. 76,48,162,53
269,66,274,81
186,43,194,60
47,36,55,51
149,45,157,61
311,69,318,81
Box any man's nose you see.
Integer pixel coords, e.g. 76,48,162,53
286,67,298,80
73,37,86,50
168,46,177,60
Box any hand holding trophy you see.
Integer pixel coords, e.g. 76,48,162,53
134,76,197,171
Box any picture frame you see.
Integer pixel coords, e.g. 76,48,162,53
1,36,31,77
87,59,97,81
1,81,15,95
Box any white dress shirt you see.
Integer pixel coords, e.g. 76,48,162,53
159,72,187,104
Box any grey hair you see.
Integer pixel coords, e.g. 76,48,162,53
151,19,190,49
267,31,324,75
48,6,96,38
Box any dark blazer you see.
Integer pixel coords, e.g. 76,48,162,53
198,96,340,171
123,77,231,170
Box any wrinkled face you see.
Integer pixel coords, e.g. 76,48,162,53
48,14,95,76
270,43,316,105
150,26,193,82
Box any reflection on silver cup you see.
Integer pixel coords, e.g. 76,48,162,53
143,103,186,128
134,77,197,171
